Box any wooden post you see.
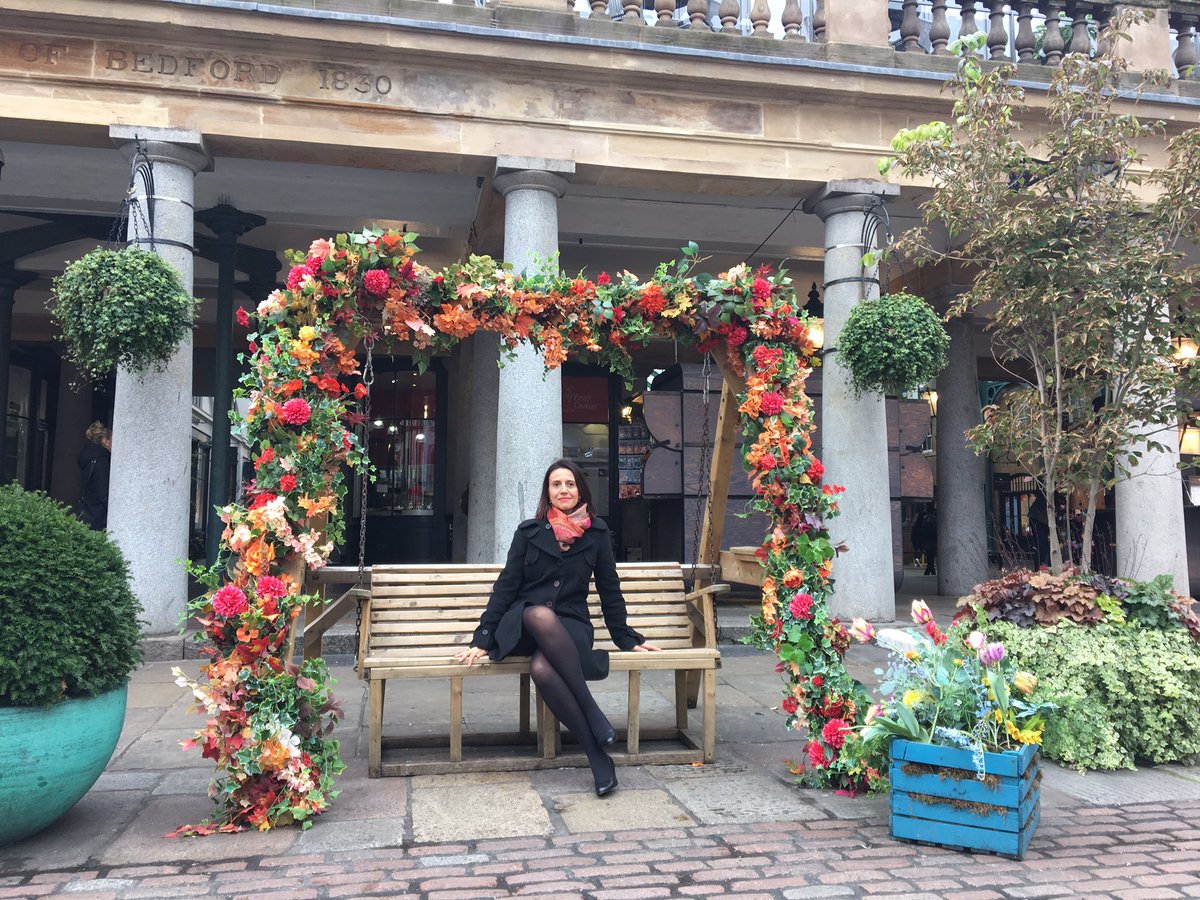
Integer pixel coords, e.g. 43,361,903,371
449,676,464,762
368,678,384,777
627,670,642,756
519,673,531,737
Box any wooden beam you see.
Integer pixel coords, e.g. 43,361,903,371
627,670,642,756
696,377,741,590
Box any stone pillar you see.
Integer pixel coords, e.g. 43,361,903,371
448,343,474,563
195,204,264,565
823,0,891,47
481,156,575,561
109,125,211,635
804,179,900,621
936,316,988,598
1116,421,1189,590
0,265,36,481
467,333,502,562
1117,6,1173,73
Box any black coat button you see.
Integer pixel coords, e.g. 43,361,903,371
481,628,489,635
546,601,554,608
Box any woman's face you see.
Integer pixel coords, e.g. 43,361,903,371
548,468,580,513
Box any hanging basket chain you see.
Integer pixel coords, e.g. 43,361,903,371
353,333,376,671
110,137,156,251
690,352,721,642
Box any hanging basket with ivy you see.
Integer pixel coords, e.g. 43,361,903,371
50,247,199,382
837,292,949,397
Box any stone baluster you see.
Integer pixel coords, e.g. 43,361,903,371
1042,0,1065,65
1094,5,1113,56
900,0,921,51
687,0,709,29
655,0,678,26
930,0,951,54
959,0,979,39
812,0,826,41
782,0,806,40
1015,2,1036,61
590,0,610,20
1172,13,1199,78
718,0,740,33
750,0,771,35
1068,2,1092,56
987,1,1010,60
621,0,643,24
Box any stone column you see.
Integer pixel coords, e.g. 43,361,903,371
804,180,900,621
0,265,36,481
936,316,988,598
1116,422,1189,591
823,0,891,47
477,156,574,562
108,125,211,635
195,204,264,565
1117,6,1172,73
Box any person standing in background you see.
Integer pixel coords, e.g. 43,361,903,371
78,421,112,530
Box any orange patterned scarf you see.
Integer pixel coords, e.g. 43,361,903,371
548,504,591,551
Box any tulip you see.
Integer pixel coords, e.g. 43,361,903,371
964,631,986,651
1014,671,1038,695
911,599,934,625
979,642,1007,666
849,618,876,643
865,703,883,724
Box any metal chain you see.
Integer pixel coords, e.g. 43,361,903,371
352,334,376,671
690,352,721,641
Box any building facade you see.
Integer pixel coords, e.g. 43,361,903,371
1,0,1198,634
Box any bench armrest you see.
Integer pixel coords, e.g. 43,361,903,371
683,583,728,650
684,584,731,603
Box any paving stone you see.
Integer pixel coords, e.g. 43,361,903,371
664,773,825,825
412,779,551,843
554,789,695,833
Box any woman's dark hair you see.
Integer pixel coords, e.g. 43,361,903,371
536,458,594,520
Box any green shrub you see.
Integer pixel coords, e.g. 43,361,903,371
0,484,143,707
836,292,949,397
978,619,1200,770
50,247,199,381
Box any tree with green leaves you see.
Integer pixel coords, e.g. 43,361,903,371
880,14,1200,576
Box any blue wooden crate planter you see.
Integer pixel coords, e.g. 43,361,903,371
889,738,1041,860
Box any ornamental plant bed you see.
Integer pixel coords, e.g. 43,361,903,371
890,738,1041,860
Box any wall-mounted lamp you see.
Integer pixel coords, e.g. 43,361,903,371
924,389,939,418
805,282,825,351
1174,337,1198,365
620,404,633,422
1181,416,1200,457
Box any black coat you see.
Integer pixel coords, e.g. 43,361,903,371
470,517,645,672
77,442,111,530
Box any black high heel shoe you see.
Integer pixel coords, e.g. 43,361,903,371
593,755,618,797
591,714,616,747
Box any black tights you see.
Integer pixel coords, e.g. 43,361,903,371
522,605,614,785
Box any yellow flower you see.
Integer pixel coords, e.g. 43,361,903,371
298,325,318,342
1006,719,1044,745
993,708,1004,723
1014,671,1038,695
902,689,925,707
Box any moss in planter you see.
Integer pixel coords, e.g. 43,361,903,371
0,484,143,707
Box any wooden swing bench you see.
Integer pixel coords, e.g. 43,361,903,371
334,562,725,777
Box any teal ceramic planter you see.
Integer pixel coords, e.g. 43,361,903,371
0,683,128,846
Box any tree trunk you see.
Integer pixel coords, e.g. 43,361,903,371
1046,472,1064,574
1081,477,1100,574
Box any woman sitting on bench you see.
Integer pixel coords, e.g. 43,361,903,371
455,458,661,796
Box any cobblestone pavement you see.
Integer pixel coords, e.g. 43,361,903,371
2,799,1199,899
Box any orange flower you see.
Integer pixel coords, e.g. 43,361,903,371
242,537,276,577
236,625,260,643
432,303,478,339
289,345,320,368
782,569,803,589
258,738,290,772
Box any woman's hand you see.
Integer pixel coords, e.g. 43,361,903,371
633,642,663,652
454,646,489,667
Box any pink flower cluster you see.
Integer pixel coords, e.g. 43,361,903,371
281,398,312,426
789,592,814,620
363,268,391,296
212,585,249,618
759,391,785,417
256,575,287,600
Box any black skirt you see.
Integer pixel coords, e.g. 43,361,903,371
488,599,611,681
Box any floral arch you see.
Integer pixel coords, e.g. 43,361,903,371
172,228,881,834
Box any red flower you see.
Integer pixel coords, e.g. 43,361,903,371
725,325,749,347
782,696,799,715
760,392,785,417
433,274,444,285
811,675,824,688
597,272,611,286
249,491,277,509
752,345,783,369
254,448,276,470
343,431,352,451
212,585,249,618
363,268,391,296
808,458,825,480
639,285,667,318
789,592,814,620
278,474,297,492
256,575,287,600
354,383,368,400
612,307,626,325
751,277,772,302
758,453,777,471
281,398,312,426
286,264,313,291
279,379,304,397
236,307,250,327
806,740,828,769
822,718,850,750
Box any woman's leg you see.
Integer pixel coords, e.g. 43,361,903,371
521,606,612,741
529,649,616,792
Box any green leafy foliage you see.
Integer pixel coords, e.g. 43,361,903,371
836,292,949,397
50,247,199,381
0,484,142,707
977,618,1200,769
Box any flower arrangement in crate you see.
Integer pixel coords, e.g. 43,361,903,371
851,600,1056,859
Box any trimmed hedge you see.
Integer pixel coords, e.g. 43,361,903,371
0,484,143,707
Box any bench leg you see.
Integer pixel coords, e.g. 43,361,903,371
368,678,384,778
519,673,531,738
702,668,717,763
450,675,463,763
686,670,700,710
674,670,689,732
539,696,559,760
627,671,641,757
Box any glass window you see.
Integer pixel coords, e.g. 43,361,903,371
366,370,437,515
563,422,609,517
